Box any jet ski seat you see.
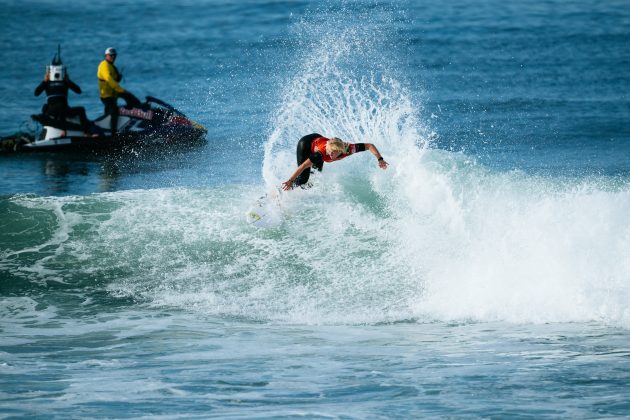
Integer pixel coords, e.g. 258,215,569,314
31,113,84,132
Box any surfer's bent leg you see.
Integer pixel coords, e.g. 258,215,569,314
295,133,321,186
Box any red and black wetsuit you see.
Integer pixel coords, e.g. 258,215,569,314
295,133,366,186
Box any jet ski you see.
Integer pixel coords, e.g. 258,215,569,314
1,96,207,153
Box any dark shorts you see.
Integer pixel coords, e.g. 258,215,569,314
101,97,119,134
295,133,322,186
46,103,91,131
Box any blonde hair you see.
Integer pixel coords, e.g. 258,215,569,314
326,137,348,155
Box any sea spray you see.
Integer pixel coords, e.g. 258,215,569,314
262,5,431,187
256,6,630,327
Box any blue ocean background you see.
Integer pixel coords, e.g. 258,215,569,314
2,0,630,417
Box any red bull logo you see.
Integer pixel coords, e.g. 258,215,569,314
119,108,154,120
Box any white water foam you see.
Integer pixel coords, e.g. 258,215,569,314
8,170,630,327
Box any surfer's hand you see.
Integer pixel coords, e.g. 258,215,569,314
282,180,293,191
378,158,389,169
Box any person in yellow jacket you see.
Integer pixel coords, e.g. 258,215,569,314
97,47,140,137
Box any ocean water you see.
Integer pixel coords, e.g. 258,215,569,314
2,0,630,417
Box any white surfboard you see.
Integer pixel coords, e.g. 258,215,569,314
245,188,284,228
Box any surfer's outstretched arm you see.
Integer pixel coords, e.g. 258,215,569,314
282,158,313,191
364,143,389,169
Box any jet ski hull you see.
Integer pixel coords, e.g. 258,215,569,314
1,96,207,153
19,126,206,153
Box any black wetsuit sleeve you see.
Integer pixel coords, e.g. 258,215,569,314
309,152,324,171
34,81,46,96
67,80,82,94
354,143,366,153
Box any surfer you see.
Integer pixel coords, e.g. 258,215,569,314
282,133,388,191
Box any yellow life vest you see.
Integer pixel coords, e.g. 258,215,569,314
97,59,124,98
